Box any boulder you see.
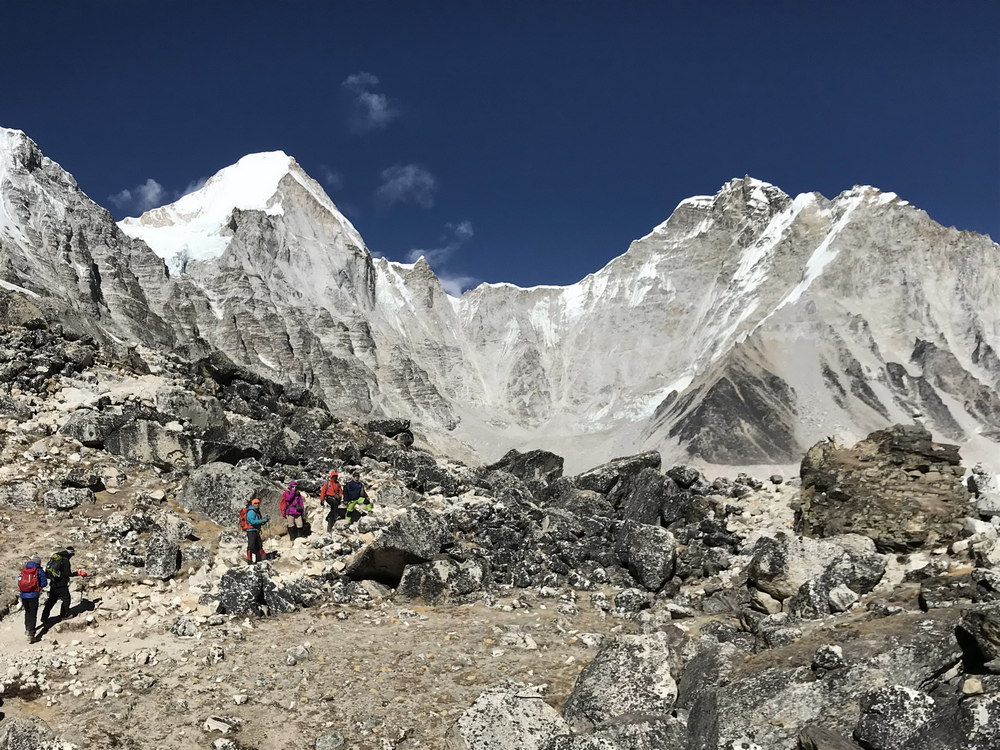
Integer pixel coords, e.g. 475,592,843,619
104,419,206,470
154,386,225,430
179,462,279,527
60,409,130,447
0,481,39,510
215,562,322,616
346,506,450,586
445,681,569,750
797,426,971,551
0,393,31,421
665,465,703,490
573,452,662,495
397,558,485,603
0,716,76,750
42,487,94,510
613,521,677,591
956,602,1000,664
365,418,412,438
542,719,687,750
562,632,677,732
747,532,886,614
798,726,864,750
853,686,935,750
145,531,181,579
609,467,679,525
486,449,565,487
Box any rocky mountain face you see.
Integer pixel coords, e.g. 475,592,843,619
2,320,1000,749
3,126,1000,475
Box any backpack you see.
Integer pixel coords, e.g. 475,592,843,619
239,506,252,531
18,565,40,594
46,554,62,581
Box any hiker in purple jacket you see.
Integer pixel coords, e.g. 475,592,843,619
281,480,307,541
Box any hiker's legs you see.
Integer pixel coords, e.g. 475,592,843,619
23,597,38,639
247,530,262,563
43,588,70,621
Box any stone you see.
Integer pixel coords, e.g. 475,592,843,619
956,602,1000,663
203,716,234,734
812,645,846,671
445,681,569,750
798,726,864,750
574,452,662,495
397,558,485,603
60,409,130,447
485,448,565,487
104,418,207,470
345,506,449,586
613,521,677,591
0,716,74,750
853,685,935,750
179,461,279,527
562,632,676,732
963,677,984,695
613,588,652,612
749,587,783,615
286,644,311,665
42,487,94,510
828,584,860,613
0,481,39,510
748,532,885,609
665,465,703,490
145,531,180,579
797,426,971,551
315,731,346,750
170,615,200,638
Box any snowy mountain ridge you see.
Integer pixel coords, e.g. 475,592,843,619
2,126,999,472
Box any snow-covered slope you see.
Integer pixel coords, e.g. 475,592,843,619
4,127,1000,472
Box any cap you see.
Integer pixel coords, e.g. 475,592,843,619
30,555,41,564
288,480,298,487
330,471,338,477
251,498,261,506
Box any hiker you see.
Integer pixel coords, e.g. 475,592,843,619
320,470,343,532
281,480,306,540
243,498,269,564
17,555,47,642
343,472,373,525
41,546,86,624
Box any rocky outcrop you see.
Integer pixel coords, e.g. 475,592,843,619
562,632,677,732
796,425,972,551
445,682,569,750
179,462,278,527
345,506,450,586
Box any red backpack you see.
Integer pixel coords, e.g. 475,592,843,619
239,506,252,531
18,565,40,594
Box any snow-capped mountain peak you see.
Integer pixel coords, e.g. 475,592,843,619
118,150,362,275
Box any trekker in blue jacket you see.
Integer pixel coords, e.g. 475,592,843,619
244,498,270,564
17,556,47,643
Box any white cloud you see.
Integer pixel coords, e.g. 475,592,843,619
376,164,437,208
342,71,399,131
407,220,474,265
437,272,480,297
179,176,208,197
319,165,344,190
108,178,167,215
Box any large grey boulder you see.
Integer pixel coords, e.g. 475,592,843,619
144,531,181,579
42,487,95,510
0,716,77,749
215,562,323,616
956,602,1000,662
60,409,130,447
0,481,39,509
0,393,31,421
486,449,565,487
853,686,935,750
445,681,569,750
346,506,450,586
179,462,279,527
562,632,677,732
573,452,662,495
397,558,485,603
748,532,885,615
614,521,677,591
542,720,687,750
154,386,225,430
104,419,205,470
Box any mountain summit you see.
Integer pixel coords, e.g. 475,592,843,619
2,129,999,471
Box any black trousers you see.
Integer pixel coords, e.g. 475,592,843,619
41,587,71,621
22,597,39,636
247,530,264,562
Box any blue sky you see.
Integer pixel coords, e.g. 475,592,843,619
1,1,997,291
